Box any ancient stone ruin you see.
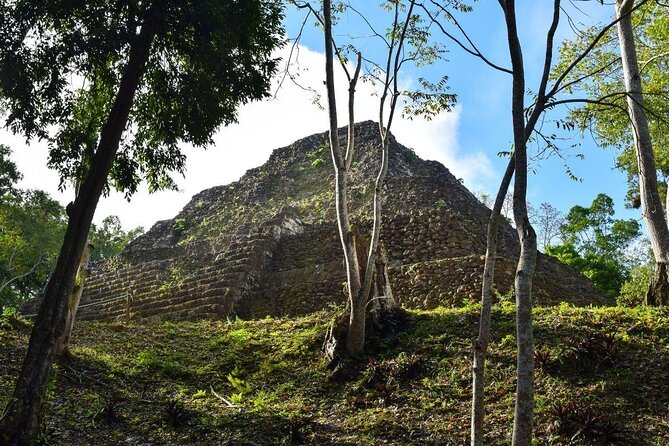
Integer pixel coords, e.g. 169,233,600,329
22,121,609,321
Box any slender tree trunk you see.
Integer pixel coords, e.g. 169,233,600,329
356,1,415,347
472,0,559,438
322,0,365,356
0,13,157,444
323,1,413,358
471,156,514,446
665,180,669,228
616,0,669,306
498,1,538,444
353,125,391,352
56,243,93,356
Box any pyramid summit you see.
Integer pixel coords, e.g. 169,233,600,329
23,121,608,321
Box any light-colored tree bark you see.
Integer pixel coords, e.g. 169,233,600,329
498,1,540,443
442,0,651,441
470,1,562,442
615,0,669,305
471,157,514,445
321,0,415,357
56,243,93,356
323,0,366,355
358,1,414,318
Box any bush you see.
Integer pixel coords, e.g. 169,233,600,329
617,263,652,306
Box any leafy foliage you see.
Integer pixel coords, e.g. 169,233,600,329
546,193,641,298
618,262,652,306
0,188,66,311
0,145,21,197
553,2,669,206
0,0,285,196
89,216,143,263
0,147,140,308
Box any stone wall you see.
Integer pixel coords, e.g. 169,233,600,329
239,206,608,318
21,121,610,322
23,208,307,322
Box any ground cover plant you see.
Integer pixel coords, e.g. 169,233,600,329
0,303,668,445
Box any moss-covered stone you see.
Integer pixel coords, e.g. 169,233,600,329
20,121,609,322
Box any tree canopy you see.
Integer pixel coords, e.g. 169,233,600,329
546,193,641,298
0,189,66,312
0,0,285,195
0,2,286,441
89,216,143,262
554,1,669,205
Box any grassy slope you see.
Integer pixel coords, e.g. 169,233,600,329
1,304,668,445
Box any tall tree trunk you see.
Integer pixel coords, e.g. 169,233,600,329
0,13,157,445
616,0,669,306
356,1,414,349
322,0,365,356
499,1,538,444
353,124,391,352
55,243,93,357
322,1,413,359
471,156,514,446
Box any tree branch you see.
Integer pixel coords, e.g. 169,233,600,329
419,1,512,74
0,256,46,296
547,0,651,100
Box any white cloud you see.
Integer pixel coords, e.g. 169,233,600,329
6,44,494,230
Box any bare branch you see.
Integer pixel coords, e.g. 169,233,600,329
345,3,390,48
525,0,561,138
537,0,561,104
345,53,362,170
209,386,238,408
387,1,417,136
547,0,651,100
419,1,512,74
273,7,313,97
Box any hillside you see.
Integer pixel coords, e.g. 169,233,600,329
2,304,668,445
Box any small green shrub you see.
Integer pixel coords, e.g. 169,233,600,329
2,307,17,318
617,263,652,306
433,199,446,209
227,366,252,404
306,143,327,168
172,218,187,233
134,349,187,379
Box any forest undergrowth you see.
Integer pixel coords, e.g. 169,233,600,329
1,303,668,445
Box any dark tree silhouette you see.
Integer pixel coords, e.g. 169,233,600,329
0,1,283,443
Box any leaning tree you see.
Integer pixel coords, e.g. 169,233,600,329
0,1,283,443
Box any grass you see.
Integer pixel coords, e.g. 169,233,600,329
1,303,668,445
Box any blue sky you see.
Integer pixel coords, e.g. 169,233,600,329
281,1,636,219
6,1,640,230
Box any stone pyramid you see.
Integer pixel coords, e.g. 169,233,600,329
23,121,607,321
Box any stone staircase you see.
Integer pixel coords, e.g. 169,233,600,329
22,208,305,322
